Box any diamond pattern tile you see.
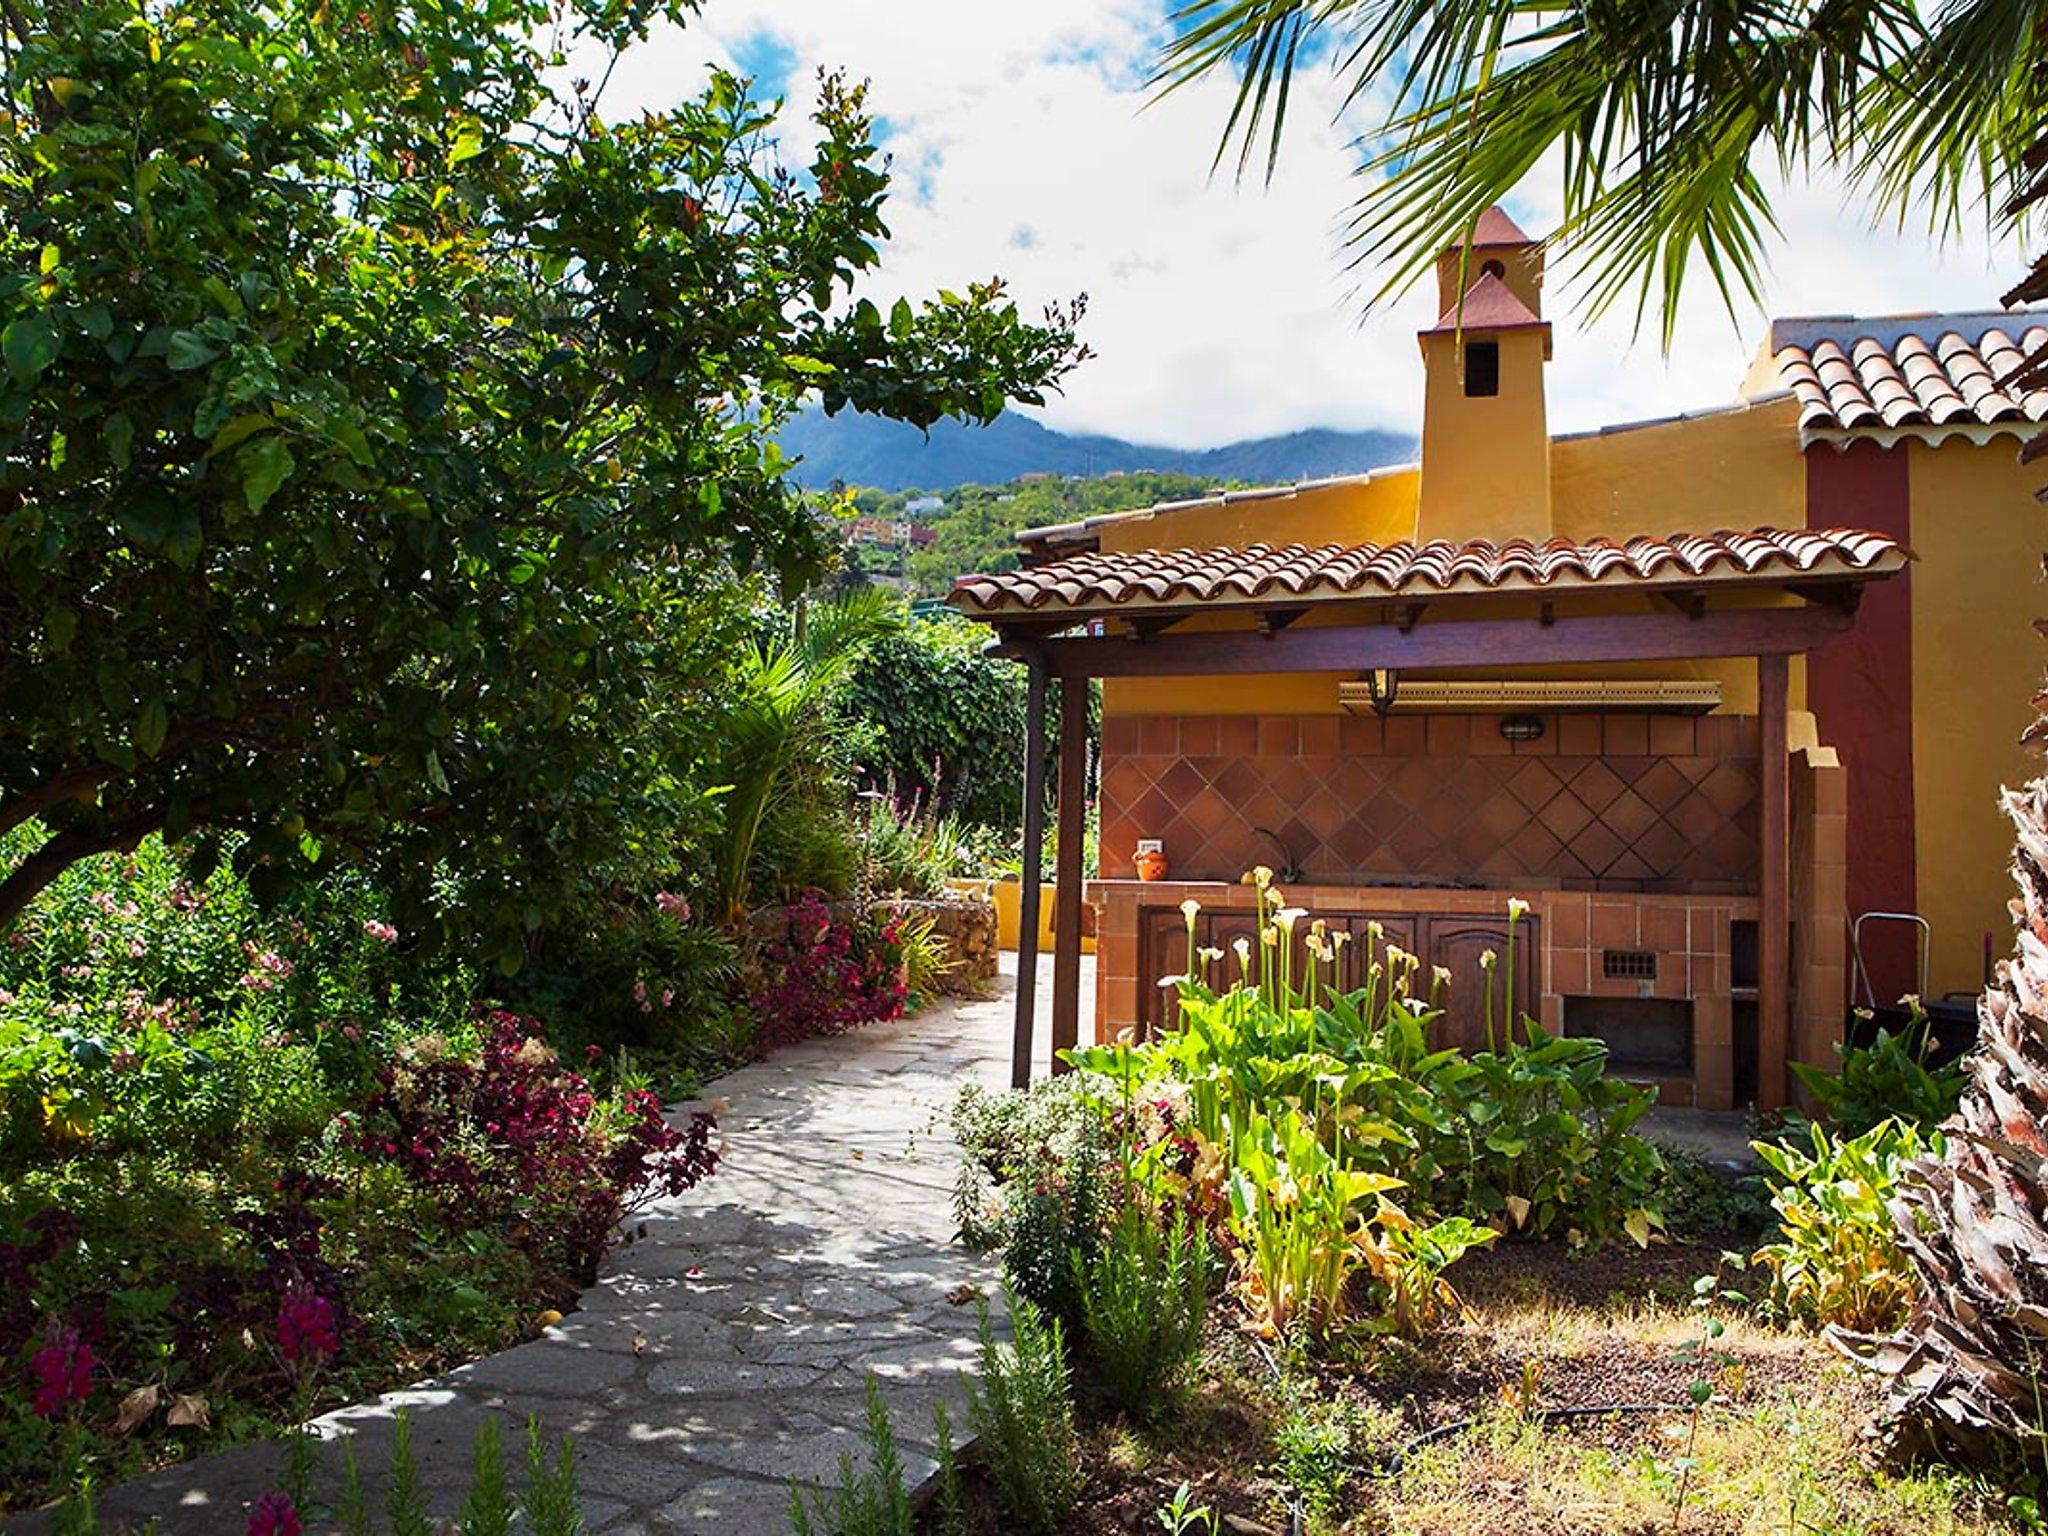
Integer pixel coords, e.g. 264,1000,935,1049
1100,712,1762,890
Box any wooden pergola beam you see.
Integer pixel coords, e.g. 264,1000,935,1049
997,603,1853,681
1050,680,1088,1073
1011,656,1047,1088
1758,653,1791,1112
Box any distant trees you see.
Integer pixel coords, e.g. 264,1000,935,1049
894,471,1243,596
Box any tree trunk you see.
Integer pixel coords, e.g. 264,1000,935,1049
0,814,162,930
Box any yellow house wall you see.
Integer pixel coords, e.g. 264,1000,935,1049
1103,397,1811,719
1907,439,2044,995
1550,396,1806,539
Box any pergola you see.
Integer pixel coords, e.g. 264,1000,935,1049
948,528,1910,1101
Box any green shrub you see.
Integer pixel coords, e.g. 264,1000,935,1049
1074,1203,1212,1416
839,615,1036,833
1789,1003,1966,1138
952,1076,1114,1321
969,1291,1081,1536
1752,1118,1930,1332
1655,1149,1775,1239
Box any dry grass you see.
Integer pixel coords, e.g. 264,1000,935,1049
1055,1248,2029,1536
1380,1373,2007,1536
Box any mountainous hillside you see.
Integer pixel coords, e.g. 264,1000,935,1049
778,408,1415,492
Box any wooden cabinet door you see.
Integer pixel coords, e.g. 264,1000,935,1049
1139,907,1211,1036
1330,914,1420,997
1422,917,1539,1053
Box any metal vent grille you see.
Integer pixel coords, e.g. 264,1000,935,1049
1602,949,1659,981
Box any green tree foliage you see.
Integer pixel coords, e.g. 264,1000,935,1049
840,612,1033,830
710,591,902,925
0,0,1085,960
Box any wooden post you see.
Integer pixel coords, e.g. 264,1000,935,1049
1051,679,1089,1073
1758,652,1791,1112
1013,658,1048,1089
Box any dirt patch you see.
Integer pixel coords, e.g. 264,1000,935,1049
1453,1237,1737,1310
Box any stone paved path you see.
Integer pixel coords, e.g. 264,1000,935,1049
14,957,1072,1535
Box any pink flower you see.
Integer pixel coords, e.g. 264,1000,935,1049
633,980,653,1015
246,1492,302,1536
29,1322,92,1418
277,1285,337,1372
655,892,692,923
362,920,398,944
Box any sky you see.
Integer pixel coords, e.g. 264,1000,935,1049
581,1,2018,451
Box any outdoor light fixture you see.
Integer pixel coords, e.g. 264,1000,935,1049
1500,714,1546,743
1361,667,1400,717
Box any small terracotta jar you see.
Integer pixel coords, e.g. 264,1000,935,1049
1133,847,1170,882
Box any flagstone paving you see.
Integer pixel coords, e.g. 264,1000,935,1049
14,957,1070,1536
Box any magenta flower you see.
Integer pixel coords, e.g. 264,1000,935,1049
29,1322,92,1418
276,1285,337,1372
246,1491,302,1536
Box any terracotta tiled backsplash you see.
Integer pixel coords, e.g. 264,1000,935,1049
1099,711,1762,893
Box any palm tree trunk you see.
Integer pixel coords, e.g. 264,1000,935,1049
1840,773,2048,1465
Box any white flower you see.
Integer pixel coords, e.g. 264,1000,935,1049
1250,865,1274,888
1433,965,1454,990
1181,897,1202,926
1480,948,1498,969
1274,907,1308,932
1507,897,1532,922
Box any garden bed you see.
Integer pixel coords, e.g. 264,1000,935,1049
950,1238,2007,1536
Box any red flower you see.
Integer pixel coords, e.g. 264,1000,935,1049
277,1285,337,1372
246,1491,302,1536
29,1321,92,1417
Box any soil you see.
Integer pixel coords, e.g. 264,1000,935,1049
939,1239,1839,1535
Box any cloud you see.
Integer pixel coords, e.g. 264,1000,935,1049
586,3,2018,448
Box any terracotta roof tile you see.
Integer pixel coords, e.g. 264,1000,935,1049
1468,206,1533,246
1424,270,1546,334
1770,314,2048,436
951,528,1906,621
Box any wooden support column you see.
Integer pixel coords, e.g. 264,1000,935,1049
1758,653,1791,1112
1050,680,1089,1074
1013,659,1048,1089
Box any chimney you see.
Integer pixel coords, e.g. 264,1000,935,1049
1415,207,1553,543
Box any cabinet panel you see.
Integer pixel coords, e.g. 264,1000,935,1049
1421,917,1538,1054
1133,905,1536,1049
1139,908,1208,1036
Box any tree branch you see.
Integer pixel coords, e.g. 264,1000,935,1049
0,809,166,930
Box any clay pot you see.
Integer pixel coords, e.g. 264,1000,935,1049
1133,847,1170,882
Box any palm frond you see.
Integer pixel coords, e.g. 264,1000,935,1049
1159,0,1962,341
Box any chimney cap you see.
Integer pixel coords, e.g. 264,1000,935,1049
1422,269,1548,335
1450,205,1535,250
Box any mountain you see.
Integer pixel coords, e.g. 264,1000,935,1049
776,409,1416,492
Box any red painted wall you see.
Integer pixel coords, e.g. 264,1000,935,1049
1805,441,1917,1008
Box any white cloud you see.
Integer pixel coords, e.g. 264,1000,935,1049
587,2,2019,448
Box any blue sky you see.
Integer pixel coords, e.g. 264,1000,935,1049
585,1,2015,450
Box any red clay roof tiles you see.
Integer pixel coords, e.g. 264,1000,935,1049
950,527,1906,620
1467,206,1533,247
1770,314,2048,435
1424,270,1546,334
